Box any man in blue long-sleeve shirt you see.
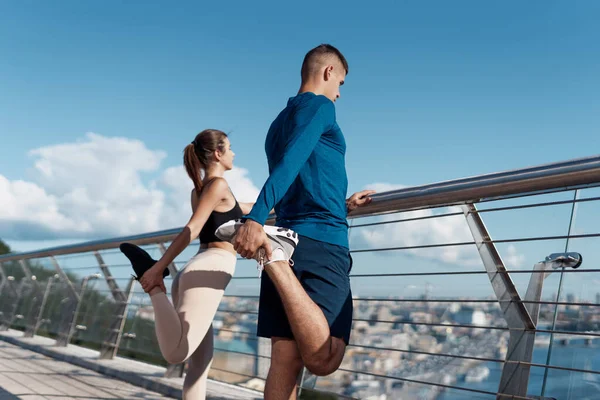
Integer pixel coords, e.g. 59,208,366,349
234,44,374,399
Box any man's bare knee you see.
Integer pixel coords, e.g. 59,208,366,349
305,359,341,377
303,337,346,376
304,351,344,377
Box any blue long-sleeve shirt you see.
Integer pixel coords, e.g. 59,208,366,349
245,92,349,248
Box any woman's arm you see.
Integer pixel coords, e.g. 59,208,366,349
240,202,275,217
150,178,229,272
239,202,254,215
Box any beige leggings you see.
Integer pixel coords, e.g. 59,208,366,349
149,247,236,399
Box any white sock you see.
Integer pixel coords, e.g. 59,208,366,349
264,248,287,265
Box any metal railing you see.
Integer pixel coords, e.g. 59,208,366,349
1,154,600,400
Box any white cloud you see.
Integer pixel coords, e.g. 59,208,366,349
0,133,260,241
0,176,79,238
224,168,261,203
359,183,525,268
504,244,525,268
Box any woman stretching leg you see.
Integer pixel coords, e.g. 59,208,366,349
120,129,264,399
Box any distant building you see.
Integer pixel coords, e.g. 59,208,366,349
392,333,409,352
453,306,487,326
413,335,438,352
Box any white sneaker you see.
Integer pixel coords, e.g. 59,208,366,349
215,219,299,275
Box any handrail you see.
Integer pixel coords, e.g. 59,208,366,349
2,154,600,263
350,154,600,217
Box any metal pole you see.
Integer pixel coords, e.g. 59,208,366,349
541,190,579,396
65,276,90,345
53,255,79,346
0,276,29,331
0,262,8,304
18,259,32,280
99,277,136,359
0,274,16,330
297,367,306,397
2,155,600,264
50,256,79,300
95,250,137,359
462,202,583,399
23,275,43,337
94,251,126,303
462,203,533,398
26,275,57,337
65,274,100,344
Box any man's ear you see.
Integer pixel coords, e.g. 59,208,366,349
324,64,334,81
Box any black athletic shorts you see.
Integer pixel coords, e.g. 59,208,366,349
257,235,353,344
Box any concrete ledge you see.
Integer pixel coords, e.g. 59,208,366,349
0,329,262,400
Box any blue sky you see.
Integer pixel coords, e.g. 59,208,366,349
2,1,599,186
1,1,599,299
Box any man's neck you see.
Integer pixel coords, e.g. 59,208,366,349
298,81,325,97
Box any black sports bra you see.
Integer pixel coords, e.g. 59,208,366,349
198,182,244,244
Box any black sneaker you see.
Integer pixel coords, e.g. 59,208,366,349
119,243,169,280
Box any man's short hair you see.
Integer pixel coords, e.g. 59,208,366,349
301,44,349,81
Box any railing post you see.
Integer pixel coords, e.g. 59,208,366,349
99,276,136,360
64,279,88,345
22,276,43,338
94,251,127,303
0,263,10,329
64,274,100,345
297,368,307,398
164,359,186,378
18,259,32,280
0,262,7,299
18,259,43,337
24,275,57,338
257,336,270,380
50,256,79,299
94,250,130,359
54,290,77,346
462,203,582,399
51,256,81,346
462,204,535,398
0,276,29,331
